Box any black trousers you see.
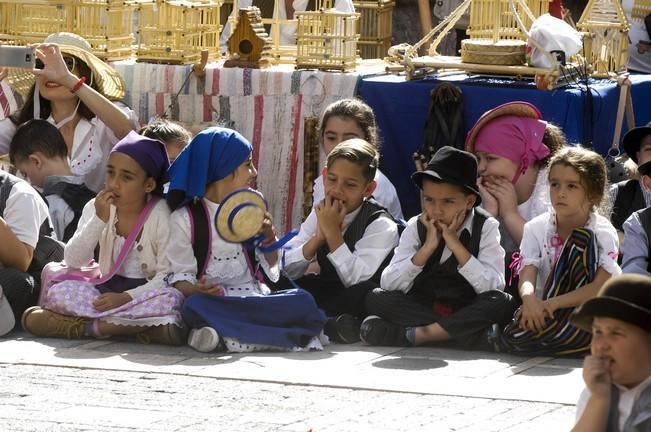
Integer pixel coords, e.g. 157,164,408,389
365,288,517,350
0,268,37,327
275,274,376,318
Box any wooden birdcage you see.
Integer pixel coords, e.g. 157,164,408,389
466,0,551,40
224,7,273,68
631,0,651,21
76,0,136,61
0,0,76,45
136,0,222,64
352,0,393,59
577,0,629,77
296,8,359,71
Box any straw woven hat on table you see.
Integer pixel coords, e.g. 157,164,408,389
465,101,542,153
214,188,268,243
7,32,125,101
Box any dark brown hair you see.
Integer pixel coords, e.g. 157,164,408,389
326,138,378,183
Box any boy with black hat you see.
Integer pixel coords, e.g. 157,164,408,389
621,160,651,276
571,274,651,432
611,121,651,240
361,146,516,348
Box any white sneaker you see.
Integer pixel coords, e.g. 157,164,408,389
187,326,220,353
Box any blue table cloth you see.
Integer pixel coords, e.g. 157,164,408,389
358,73,651,219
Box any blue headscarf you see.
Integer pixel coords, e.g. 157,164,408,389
167,127,252,209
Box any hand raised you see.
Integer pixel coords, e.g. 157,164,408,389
94,189,115,223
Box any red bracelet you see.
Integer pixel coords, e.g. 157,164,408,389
70,76,86,94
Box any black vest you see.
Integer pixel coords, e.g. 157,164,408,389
606,382,651,432
612,179,646,232
409,207,489,311
43,181,96,242
316,199,394,287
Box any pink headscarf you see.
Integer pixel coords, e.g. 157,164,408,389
474,115,550,184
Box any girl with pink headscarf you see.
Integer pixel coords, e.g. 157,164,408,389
466,102,566,294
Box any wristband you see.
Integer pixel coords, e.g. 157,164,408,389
70,76,86,94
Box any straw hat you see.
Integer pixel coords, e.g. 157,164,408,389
214,188,268,243
7,32,126,101
465,101,542,153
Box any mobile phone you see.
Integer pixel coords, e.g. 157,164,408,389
0,46,35,69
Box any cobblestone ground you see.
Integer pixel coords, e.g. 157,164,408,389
0,363,574,432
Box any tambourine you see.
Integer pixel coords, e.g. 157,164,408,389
214,188,268,243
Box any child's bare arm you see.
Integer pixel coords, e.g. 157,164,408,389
411,214,439,267
518,265,547,332
436,210,470,266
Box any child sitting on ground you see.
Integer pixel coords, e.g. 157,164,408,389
22,132,186,345
361,146,515,348
139,118,191,164
282,138,400,343
621,160,651,276
499,146,620,356
9,119,95,242
165,127,326,353
571,274,651,432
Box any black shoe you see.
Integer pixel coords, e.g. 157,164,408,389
485,323,502,353
324,314,362,344
359,315,409,347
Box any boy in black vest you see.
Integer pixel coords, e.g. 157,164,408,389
9,120,95,242
610,122,651,244
621,161,651,276
282,138,400,343
361,146,516,349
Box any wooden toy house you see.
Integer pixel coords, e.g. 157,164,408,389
224,7,272,68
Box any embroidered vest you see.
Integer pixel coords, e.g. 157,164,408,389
409,207,488,311
316,199,394,287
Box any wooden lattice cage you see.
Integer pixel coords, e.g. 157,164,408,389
136,0,222,64
0,0,76,45
467,0,552,40
631,0,651,21
577,0,629,77
352,0,393,59
296,9,359,71
76,0,136,61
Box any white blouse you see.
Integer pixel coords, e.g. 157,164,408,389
166,198,280,296
519,210,621,298
0,102,139,193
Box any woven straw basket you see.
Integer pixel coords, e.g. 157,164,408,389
460,39,527,66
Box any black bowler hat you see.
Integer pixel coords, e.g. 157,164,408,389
623,121,651,164
412,146,481,206
571,274,651,333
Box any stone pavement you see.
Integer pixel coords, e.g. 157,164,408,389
0,330,582,431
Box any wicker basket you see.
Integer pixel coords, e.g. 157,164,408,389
460,38,526,65
296,9,360,71
136,0,222,64
352,0,393,59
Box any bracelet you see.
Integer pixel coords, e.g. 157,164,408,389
70,76,86,94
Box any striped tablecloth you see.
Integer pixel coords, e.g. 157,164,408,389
114,60,361,232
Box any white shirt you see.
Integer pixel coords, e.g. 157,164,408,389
1,177,50,255
0,103,139,193
313,169,404,221
166,198,279,296
496,167,551,255
519,210,621,298
283,202,399,287
380,209,506,294
576,375,651,431
220,0,355,47
623,0,651,73
64,198,171,298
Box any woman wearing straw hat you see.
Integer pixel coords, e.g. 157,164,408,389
0,32,138,193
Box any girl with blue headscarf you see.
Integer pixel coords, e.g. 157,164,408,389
165,127,326,353
22,131,186,345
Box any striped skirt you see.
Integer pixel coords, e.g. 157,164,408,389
499,228,597,356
